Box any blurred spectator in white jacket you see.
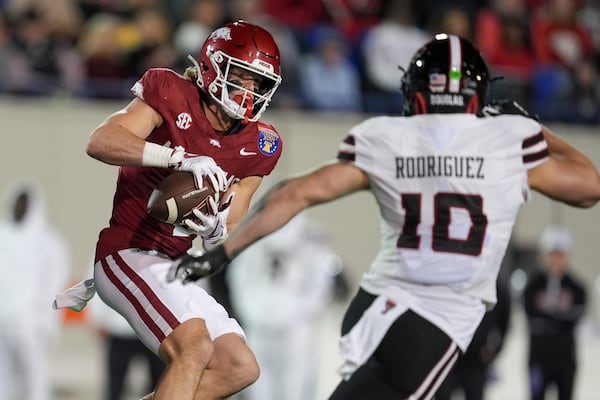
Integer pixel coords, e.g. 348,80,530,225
227,213,348,400
0,177,71,400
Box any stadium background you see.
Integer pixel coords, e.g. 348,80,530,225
1,0,599,397
1,98,600,399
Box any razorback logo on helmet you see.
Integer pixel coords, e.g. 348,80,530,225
257,125,280,156
210,27,231,41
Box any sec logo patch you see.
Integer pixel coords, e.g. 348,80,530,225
176,113,192,130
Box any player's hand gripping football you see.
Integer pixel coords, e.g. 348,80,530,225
481,99,540,121
168,146,231,193
180,192,235,249
167,245,231,283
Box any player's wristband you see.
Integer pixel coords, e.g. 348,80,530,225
142,142,173,168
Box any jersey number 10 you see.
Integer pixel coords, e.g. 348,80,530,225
397,193,488,256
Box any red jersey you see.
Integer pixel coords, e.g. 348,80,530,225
95,68,283,261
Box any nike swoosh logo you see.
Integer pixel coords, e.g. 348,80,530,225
240,147,257,156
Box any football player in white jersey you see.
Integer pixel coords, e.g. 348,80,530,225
168,34,600,399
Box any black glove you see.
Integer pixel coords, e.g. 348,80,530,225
482,99,539,121
167,245,230,283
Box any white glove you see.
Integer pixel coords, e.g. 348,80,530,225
168,146,230,193
181,192,235,250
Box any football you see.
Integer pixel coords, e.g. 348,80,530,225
147,171,215,224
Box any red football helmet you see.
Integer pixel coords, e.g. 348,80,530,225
190,20,282,122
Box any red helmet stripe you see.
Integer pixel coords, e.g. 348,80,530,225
415,92,427,114
466,96,479,114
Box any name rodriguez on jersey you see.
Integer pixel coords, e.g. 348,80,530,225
396,155,485,179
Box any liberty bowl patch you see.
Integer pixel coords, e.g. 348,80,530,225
258,127,280,156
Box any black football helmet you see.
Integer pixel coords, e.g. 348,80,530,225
400,34,490,116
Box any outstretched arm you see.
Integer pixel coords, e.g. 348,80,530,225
226,161,369,258
528,126,600,208
167,161,369,282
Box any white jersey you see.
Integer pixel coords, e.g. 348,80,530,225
338,113,547,306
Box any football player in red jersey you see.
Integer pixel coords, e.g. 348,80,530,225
168,34,600,400
80,21,282,399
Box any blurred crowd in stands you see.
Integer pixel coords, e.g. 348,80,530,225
0,0,598,124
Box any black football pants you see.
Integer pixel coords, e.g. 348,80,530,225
329,288,460,400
